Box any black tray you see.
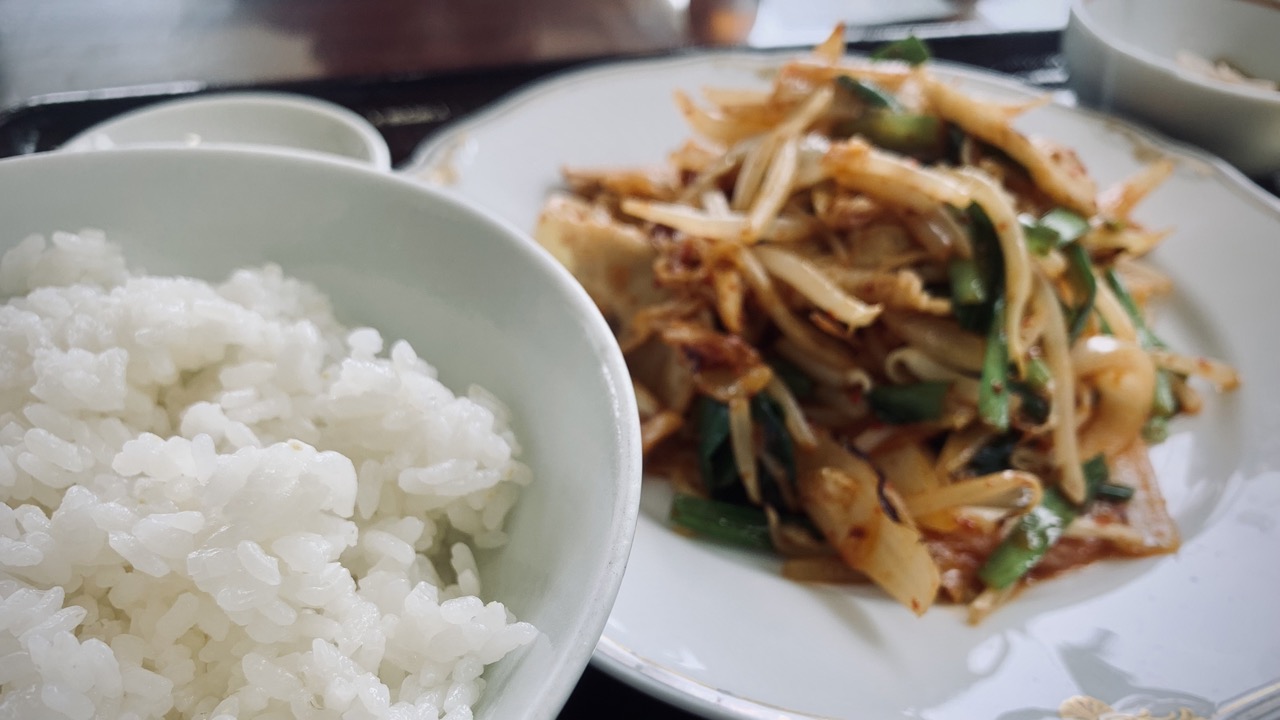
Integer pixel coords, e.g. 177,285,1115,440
0,31,1068,167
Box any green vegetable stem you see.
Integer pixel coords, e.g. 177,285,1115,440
978,455,1109,590
670,494,773,550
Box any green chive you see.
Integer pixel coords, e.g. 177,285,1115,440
1106,269,1182,424
870,35,931,65
1020,208,1090,255
949,257,987,306
696,398,739,494
979,297,1010,431
978,454,1109,589
1081,453,1109,500
1021,217,1061,256
863,113,945,160
1142,414,1171,444
866,381,950,424
977,492,1074,590
1023,356,1053,392
1062,241,1097,341
1104,268,1166,350
1039,208,1090,244
834,76,902,112
954,201,1005,333
1097,482,1136,502
670,494,773,550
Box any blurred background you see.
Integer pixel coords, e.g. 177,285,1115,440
0,0,1067,109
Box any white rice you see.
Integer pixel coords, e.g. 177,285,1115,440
0,231,537,719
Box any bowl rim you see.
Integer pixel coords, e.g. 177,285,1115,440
59,91,394,170
1068,0,1280,106
0,144,644,720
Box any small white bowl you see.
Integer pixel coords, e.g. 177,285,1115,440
60,92,392,170
1063,0,1280,178
0,146,641,719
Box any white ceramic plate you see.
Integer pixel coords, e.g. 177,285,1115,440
405,51,1280,720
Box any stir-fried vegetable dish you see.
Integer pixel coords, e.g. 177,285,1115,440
533,30,1240,621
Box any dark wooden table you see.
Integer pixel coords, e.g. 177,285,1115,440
0,2,1075,718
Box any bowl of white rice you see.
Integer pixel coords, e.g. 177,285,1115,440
0,147,643,719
